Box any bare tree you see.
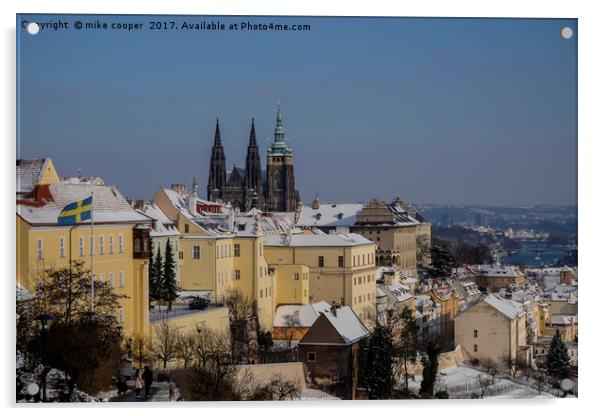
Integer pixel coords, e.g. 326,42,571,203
249,375,300,400
477,359,500,398
225,288,256,363
502,354,519,378
283,313,301,348
130,333,154,369
154,320,180,369
176,331,197,368
194,326,231,367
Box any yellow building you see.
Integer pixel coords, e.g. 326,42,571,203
263,233,377,324
153,186,277,331
16,159,152,336
455,294,529,364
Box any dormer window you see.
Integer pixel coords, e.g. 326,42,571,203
337,212,344,219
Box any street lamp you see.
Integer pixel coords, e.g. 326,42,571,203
34,313,55,402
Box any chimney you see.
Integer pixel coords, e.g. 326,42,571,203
331,301,337,317
133,199,144,210
312,193,320,209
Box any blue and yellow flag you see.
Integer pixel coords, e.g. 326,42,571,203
58,196,93,225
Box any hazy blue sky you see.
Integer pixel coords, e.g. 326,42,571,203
17,15,577,206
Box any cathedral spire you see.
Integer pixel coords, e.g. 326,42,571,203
274,101,285,142
214,118,222,147
249,118,257,147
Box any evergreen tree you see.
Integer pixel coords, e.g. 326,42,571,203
363,323,395,399
396,306,419,391
546,330,571,379
162,239,178,310
150,244,164,303
419,341,441,398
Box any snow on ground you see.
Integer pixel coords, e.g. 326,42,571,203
404,364,555,399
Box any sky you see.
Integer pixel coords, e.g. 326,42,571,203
17,15,577,206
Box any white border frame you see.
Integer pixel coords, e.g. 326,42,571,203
3,1,600,415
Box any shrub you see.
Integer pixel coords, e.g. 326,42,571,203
189,296,210,310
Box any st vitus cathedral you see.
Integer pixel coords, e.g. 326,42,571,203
206,103,300,212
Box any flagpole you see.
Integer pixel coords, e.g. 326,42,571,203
90,192,95,313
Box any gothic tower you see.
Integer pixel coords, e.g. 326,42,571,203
266,103,299,212
244,118,264,210
207,118,227,201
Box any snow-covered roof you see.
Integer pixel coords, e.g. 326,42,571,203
320,306,370,344
234,210,296,237
263,233,373,247
550,314,577,325
484,294,525,319
296,203,364,228
273,301,331,327
141,202,181,238
16,159,48,193
376,266,397,282
17,184,150,225
470,264,523,278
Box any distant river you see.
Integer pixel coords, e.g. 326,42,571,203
501,242,572,267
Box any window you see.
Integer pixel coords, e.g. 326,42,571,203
59,237,65,258
473,344,478,353
362,254,365,265
36,238,43,260
473,329,478,338
79,236,85,257
110,272,115,288
228,245,232,257
318,256,324,267
119,308,125,323
307,352,316,362
354,277,357,285
294,273,300,281
134,238,141,253
118,234,124,253
193,245,201,259
338,256,344,267
109,235,114,254
260,289,263,298
99,235,105,255
89,236,94,255
184,224,189,233
331,373,338,383
99,273,105,283
234,244,240,257
179,251,183,260
235,270,241,280
119,271,125,288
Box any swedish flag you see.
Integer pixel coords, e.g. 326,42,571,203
58,196,93,225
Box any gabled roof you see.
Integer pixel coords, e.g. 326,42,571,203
483,294,525,319
141,202,181,238
299,305,369,345
17,184,150,225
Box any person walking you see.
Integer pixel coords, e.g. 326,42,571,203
143,365,153,398
134,369,143,398
169,381,176,401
